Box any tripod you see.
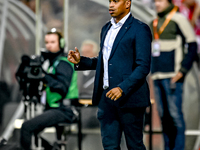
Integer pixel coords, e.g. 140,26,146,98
0,80,44,150
22,80,44,150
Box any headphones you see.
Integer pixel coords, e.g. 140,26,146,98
59,37,65,49
47,28,65,49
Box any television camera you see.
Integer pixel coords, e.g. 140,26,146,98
15,54,44,102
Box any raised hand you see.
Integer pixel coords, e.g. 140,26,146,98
68,47,81,64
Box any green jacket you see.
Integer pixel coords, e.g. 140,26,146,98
46,56,78,107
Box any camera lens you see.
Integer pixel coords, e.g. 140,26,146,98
31,67,39,76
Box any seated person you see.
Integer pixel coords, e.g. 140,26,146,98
20,28,79,150
77,40,100,129
78,40,98,99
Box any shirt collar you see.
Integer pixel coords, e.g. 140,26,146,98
110,12,131,28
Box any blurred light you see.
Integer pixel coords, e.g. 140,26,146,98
14,119,24,129
51,28,57,33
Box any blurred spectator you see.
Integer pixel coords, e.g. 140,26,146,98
78,40,98,99
77,40,100,130
141,0,155,9
41,0,63,30
20,0,64,30
80,40,98,58
20,0,36,12
150,0,197,149
178,0,200,53
172,0,182,7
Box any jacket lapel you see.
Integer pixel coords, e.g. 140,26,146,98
109,15,133,60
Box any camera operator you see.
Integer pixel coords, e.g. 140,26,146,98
20,28,79,150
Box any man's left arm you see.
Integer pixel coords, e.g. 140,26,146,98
107,24,152,100
172,15,198,83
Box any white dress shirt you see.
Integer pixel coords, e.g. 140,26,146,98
102,12,131,89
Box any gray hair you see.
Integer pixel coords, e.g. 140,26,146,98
80,40,99,55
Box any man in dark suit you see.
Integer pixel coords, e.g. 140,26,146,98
68,0,152,149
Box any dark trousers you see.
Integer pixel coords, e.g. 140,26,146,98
153,79,185,150
97,90,146,150
20,108,74,150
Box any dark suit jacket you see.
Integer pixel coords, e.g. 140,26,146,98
76,14,152,108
